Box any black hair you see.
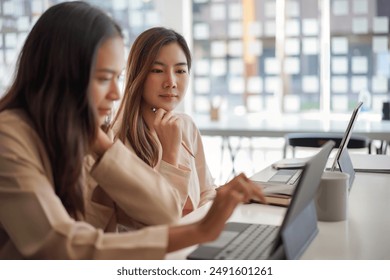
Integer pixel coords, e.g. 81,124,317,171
0,1,123,218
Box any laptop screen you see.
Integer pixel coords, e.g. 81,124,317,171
271,141,335,259
330,102,363,171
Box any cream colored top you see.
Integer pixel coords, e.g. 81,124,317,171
0,109,190,259
120,113,217,216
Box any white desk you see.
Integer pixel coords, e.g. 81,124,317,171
302,171,390,259
166,158,390,260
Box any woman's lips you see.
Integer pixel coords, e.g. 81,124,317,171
159,94,178,98
98,108,111,115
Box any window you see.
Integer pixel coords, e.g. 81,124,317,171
330,0,390,112
0,0,163,95
192,0,390,115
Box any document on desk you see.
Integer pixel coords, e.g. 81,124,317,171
251,166,300,197
350,154,390,173
251,192,291,207
271,157,310,169
259,183,295,195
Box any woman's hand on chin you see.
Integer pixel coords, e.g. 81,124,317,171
91,128,113,158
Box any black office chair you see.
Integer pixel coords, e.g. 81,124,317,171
283,132,371,158
374,140,389,154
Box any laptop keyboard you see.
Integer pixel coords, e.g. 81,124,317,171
214,224,279,260
269,169,301,185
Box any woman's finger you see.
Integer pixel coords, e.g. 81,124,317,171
229,173,267,204
154,108,167,119
242,175,267,204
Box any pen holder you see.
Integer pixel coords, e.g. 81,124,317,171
315,171,349,222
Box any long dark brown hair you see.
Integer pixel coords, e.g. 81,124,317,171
113,27,191,167
0,1,122,219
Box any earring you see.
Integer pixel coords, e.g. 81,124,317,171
104,113,111,127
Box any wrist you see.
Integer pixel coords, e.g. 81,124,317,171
196,224,212,244
95,138,113,158
162,152,179,167
167,222,208,252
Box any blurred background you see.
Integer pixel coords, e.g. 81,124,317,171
0,0,388,183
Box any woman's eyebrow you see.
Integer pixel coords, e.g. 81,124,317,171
153,61,188,67
96,68,119,74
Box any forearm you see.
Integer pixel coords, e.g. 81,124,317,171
158,161,191,208
91,141,183,224
167,222,208,253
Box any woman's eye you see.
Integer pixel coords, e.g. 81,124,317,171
117,74,124,81
151,69,163,73
97,77,111,82
177,69,187,74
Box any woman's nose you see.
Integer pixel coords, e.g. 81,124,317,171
163,73,177,89
109,80,121,100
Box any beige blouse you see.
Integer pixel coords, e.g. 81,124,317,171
119,113,217,216
0,109,191,259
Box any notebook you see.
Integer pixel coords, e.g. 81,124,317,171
349,154,390,173
187,141,335,260
252,102,363,195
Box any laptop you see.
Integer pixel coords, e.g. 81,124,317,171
327,102,364,189
251,102,363,195
187,141,335,260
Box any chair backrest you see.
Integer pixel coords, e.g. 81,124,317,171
284,132,371,158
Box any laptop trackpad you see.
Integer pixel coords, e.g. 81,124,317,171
269,174,293,183
186,231,240,259
203,231,239,248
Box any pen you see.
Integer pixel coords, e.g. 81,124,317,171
151,107,195,158
181,141,195,158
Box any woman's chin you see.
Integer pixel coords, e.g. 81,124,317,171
97,116,106,127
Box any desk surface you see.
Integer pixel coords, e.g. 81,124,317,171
193,113,390,141
166,156,390,260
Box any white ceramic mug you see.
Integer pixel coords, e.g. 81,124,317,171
315,171,349,222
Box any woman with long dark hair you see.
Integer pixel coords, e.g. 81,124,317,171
0,2,265,259
114,27,258,217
